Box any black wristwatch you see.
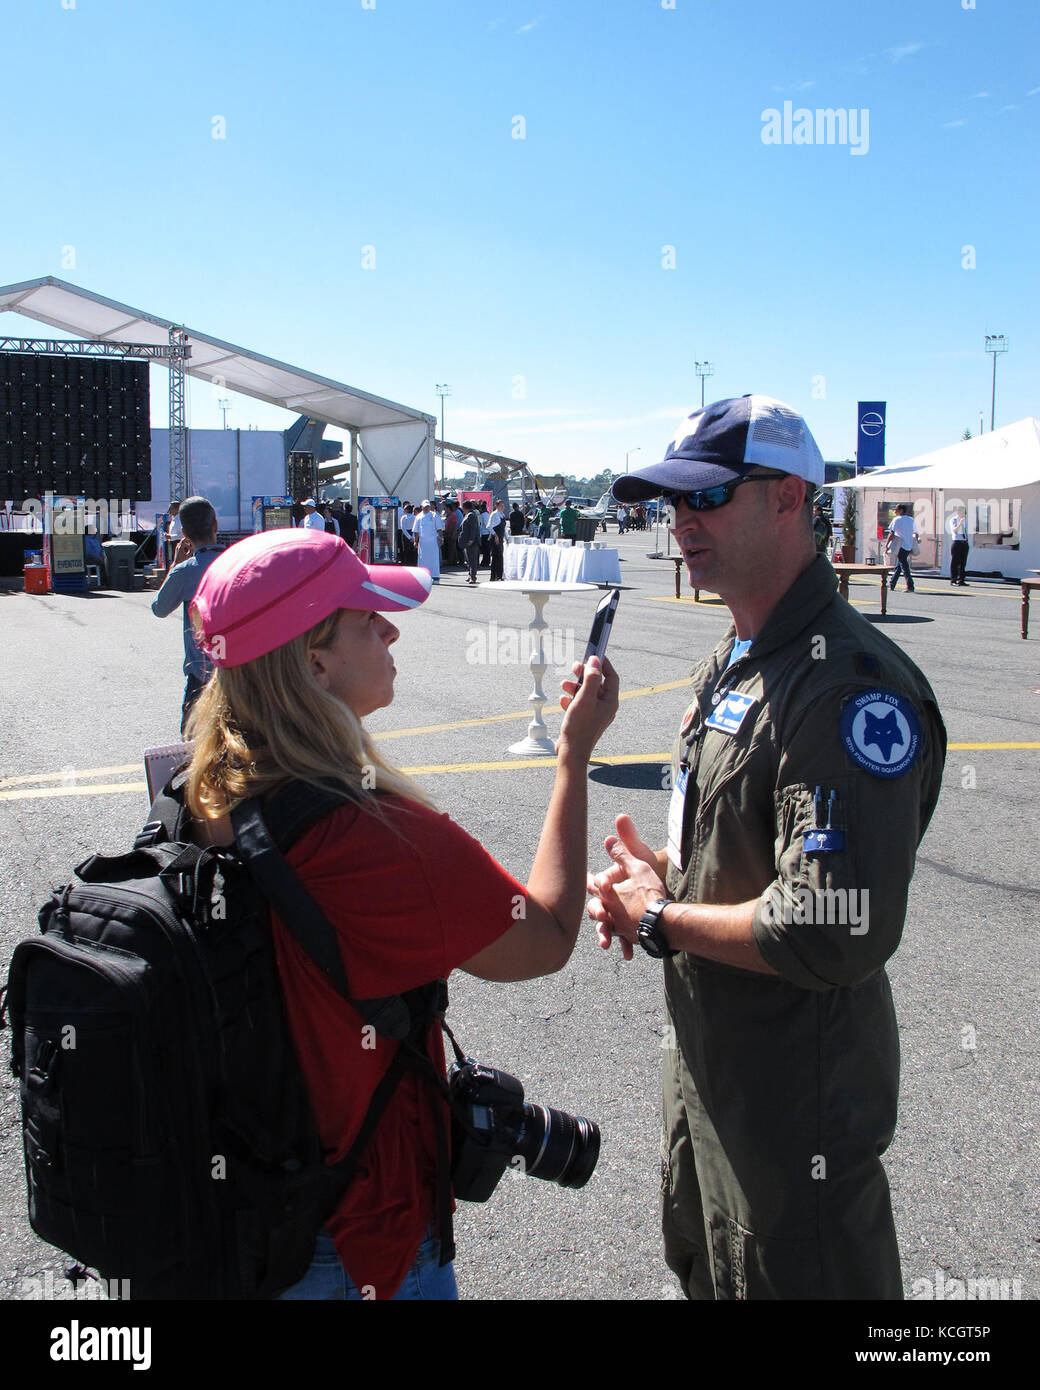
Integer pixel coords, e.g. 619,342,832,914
637,898,678,959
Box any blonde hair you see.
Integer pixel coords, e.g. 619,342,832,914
184,610,434,822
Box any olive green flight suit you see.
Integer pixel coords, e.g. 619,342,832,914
661,555,946,1300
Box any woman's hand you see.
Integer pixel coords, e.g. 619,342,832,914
556,655,619,761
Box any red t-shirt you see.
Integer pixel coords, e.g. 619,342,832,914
270,794,524,1299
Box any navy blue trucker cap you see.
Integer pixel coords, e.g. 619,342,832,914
612,395,825,502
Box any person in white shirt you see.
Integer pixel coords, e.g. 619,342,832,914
300,499,326,532
399,503,416,564
412,500,442,582
478,503,492,570
886,505,918,593
948,510,969,586
488,502,505,581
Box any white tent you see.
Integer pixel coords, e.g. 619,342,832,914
0,276,437,506
827,418,1040,579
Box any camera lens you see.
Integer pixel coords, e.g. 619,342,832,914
517,1104,601,1189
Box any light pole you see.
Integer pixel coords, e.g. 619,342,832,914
984,336,1008,432
218,398,230,430
625,447,641,473
695,360,714,408
435,383,451,487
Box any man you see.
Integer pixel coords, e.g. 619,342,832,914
299,498,325,531
948,508,970,586
536,500,552,541
338,502,359,551
398,502,416,564
509,502,526,536
812,503,833,554
150,495,225,734
164,499,182,567
478,502,492,569
886,504,918,592
412,499,442,583
559,499,579,546
488,498,506,580
587,395,946,1300
322,505,341,537
459,500,481,584
616,504,628,535
442,498,460,568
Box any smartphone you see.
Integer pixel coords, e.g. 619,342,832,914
576,589,620,688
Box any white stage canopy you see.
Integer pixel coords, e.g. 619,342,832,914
0,276,434,432
829,418,1040,491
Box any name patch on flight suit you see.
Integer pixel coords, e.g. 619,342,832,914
840,689,922,778
667,767,689,869
704,691,757,736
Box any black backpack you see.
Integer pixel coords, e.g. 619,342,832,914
0,779,449,1300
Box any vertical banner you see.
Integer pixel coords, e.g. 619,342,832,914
856,402,886,472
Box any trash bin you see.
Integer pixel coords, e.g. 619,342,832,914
103,540,138,592
24,565,50,595
575,517,599,544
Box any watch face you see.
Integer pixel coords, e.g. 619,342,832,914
638,923,664,958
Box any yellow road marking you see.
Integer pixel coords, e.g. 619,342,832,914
0,781,149,801
374,676,695,739
402,753,673,775
647,595,726,605
0,763,141,787
948,742,1040,750
2,745,1038,801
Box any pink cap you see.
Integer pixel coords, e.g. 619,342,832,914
190,529,432,668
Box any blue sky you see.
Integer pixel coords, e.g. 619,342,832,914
2,0,1037,477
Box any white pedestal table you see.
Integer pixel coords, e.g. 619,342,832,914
481,580,598,756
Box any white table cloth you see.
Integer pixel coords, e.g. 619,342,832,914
504,542,620,585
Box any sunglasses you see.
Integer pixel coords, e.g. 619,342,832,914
662,472,788,513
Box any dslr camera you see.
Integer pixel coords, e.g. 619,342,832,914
448,1057,600,1202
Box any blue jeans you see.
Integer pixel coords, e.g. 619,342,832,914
889,548,914,591
276,1229,458,1301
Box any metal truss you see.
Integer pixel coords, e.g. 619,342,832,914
167,327,189,501
0,337,173,359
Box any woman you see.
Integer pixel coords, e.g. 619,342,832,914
186,527,618,1301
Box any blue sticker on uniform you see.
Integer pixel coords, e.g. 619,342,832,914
704,691,757,736
804,829,846,853
840,690,921,778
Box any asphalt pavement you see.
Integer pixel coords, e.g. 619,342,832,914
0,530,1036,1304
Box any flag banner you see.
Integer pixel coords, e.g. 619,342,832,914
857,402,886,472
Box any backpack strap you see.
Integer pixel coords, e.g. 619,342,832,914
230,794,414,1041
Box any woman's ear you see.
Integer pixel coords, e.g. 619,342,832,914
308,646,331,690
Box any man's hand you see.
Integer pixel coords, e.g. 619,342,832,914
173,538,194,564
587,814,668,961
